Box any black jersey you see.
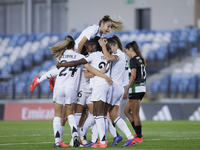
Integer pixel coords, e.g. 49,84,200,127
129,56,146,93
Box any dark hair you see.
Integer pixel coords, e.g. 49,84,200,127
64,35,75,49
81,45,88,56
87,36,102,52
125,41,146,66
107,35,123,51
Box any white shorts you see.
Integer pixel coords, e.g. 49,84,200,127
77,88,92,106
111,83,124,106
53,87,78,105
91,84,112,103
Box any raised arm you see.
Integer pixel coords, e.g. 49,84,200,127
98,38,118,62
77,36,88,54
56,58,87,69
84,63,113,85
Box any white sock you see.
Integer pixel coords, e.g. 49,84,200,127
104,117,108,138
37,68,58,83
74,113,82,128
60,126,65,141
107,118,117,137
91,123,98,143
95,116,106,144
81,114,95,136
114,117,133,139
53,117,61,143
68,114,78,138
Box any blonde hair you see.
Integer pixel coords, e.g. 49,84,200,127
49,35,74,60
99,15,123,30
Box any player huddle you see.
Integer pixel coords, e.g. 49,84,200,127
30,15,146,148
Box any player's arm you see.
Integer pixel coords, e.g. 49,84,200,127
84,67,106,78
123,68,136,99
77,36,88,54
56,58,87,69
84,63,113,85
98,38,118,62
84,70,95,78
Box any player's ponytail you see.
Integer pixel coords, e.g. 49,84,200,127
107,35,123,52
112,35,123,51
99,15,123,30
50,35,75,60
125,41,146,66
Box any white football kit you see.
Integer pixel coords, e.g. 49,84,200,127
85,51,112,103
77,66,92,106
110,49,126,106
75,24,105,51
53,50,84,105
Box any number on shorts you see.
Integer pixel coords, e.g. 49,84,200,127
77,91,82,98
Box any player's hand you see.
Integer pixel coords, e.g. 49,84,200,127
100,67,106,74
123,88,128,99
56,62,62,69
98,38,107,47
105,76,113,86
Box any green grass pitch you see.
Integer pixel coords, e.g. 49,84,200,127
0,120,199,150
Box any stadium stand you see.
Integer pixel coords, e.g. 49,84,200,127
0,27,200,99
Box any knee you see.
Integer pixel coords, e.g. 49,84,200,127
124,108,129,116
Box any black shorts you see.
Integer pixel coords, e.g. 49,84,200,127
129,92,145,101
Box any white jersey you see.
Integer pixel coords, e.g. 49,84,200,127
79,66,91,92
110,49,126,85
54,50,84,91
74,24,105,51
85,51,111,87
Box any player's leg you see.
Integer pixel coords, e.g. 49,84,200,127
60,106,70,147
109,105,134,146
65,103,80,147
91,100,107,148
128,99,143,143
53,102,62,147
30,68,58,92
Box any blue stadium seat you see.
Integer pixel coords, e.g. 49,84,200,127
190,47,198,56
12,58,23,74
42,60,53,70
23,54,34,70
147,50,156,60
15,81,26,94
188,76,197,93
159,75,170,93
156,50,166,60
20,71,30,82
40,81,51,95
150,80,161,93
1,64,12,75
27,33,36,42
33,49,45,65
178,75,190,93
170,74,181,93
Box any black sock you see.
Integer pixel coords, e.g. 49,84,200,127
131,121,136,132
112,121,116,127
135,126,142,138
